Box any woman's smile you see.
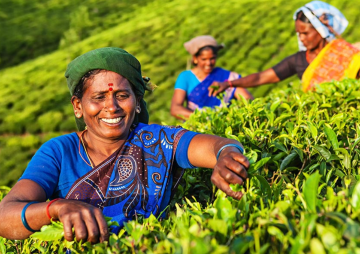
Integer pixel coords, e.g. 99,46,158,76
100,117,123,124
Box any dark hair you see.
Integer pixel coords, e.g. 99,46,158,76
194,45,218,57
296,10,311,24
73,69,103,99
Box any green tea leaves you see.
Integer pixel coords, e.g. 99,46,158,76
303,172,320,213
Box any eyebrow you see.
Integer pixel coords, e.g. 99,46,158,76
92,88,132,95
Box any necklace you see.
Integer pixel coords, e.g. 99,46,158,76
78,129,94,168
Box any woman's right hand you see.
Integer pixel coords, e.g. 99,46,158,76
208,81,229,97
50,199,109,244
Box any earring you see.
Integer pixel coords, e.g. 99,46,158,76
136,106,141,113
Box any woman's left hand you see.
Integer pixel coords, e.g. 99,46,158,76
211,149,249,200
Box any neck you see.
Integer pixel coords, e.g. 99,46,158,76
192,67,210,81
80,130,128,166
310,39,328,55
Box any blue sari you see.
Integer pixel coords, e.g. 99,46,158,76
65,123,187,233
187,67,238,110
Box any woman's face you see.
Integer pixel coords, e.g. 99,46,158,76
193,48,217,74
295,20,324,51
73,71,139,141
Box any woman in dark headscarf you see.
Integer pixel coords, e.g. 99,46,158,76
0,47,249,243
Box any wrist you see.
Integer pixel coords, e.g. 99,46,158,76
47,198,63,221
216,144,244,160
225,79,233,88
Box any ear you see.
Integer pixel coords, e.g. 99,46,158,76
71,96,83,118
192,55,198,64
136,96,142,108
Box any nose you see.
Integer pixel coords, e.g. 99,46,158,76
299,33,306,43
104,95,120,112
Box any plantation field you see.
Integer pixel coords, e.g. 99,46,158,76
2,79,360,253
0,0,148,69
0,0,360,186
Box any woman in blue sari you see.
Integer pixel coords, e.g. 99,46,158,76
0,47,250,244
171,35,253,120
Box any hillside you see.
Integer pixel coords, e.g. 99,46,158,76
0,0,148,69
0,0,360,186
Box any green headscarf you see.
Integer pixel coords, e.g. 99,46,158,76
65,47,150,131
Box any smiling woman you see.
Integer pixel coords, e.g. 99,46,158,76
170,35,253,120
0,47,250,244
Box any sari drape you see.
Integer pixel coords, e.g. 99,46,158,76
187,67,237,110
302,39,360,92
65,123,187,233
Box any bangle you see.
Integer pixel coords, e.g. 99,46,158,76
225,79,233,87
46,198,62,220
216,144,244,160
21,201,39,232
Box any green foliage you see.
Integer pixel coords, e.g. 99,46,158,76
0,0,149,69
1,80,360,252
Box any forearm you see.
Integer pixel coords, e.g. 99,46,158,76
170,104,193,120
0,200,50,239
188,134,243,168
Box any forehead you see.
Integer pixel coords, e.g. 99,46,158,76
295,20,316,33
86,71,131,89
197,48,216,58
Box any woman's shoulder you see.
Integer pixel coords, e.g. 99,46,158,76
40,132,79,151
176,70,195,79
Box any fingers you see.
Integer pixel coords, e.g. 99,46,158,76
94,209,110,243
232,153,250,171
62,217,75,242
211,172,243,200
212,151,250,200
58,201,107,244
208,83,219,97
222,159,248,181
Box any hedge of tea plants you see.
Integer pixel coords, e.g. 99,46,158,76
1,79,360,253
1,0,360,187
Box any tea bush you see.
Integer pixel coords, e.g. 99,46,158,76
1,79,360,253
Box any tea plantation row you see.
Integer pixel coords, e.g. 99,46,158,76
1,79,360,253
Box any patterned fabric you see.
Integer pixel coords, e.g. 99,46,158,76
293,1,348,51
302,39,360,91
65,123,187,233
187,67,237,110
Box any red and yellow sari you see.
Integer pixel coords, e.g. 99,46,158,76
302,39,360,92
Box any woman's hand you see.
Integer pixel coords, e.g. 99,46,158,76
187,134,250,200
208,81,229,97
211,148,250,200
50,199,109,244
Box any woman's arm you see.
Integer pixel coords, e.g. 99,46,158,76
187,134,250,199
0,180,109,243
208,68,280,97
170,89,194,120
234,87,254,100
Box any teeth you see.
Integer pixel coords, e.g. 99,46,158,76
101,117,122,124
